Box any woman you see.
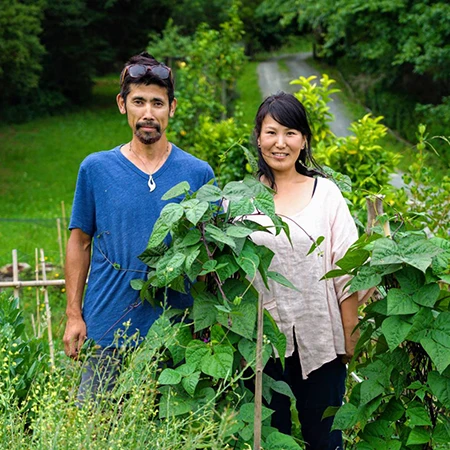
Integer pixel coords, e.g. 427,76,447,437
249,92,369,450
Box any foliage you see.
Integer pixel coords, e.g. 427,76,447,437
132,177,304,448
402,125,450,239
0,0,46,120
190,114,253,187
0,293,50,415
327,226,450,449
291,74,403,215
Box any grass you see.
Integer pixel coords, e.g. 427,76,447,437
235,60,262,126
0,76,129,267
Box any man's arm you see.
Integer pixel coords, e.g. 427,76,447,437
63,228,92,358
340,292,360,364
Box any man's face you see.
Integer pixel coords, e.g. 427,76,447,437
116,83,176,145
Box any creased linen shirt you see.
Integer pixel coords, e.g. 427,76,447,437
249,177,365,379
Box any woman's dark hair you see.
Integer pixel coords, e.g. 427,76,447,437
254,91,323,189
119,52,175,105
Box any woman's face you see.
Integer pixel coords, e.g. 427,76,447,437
258,114,306,175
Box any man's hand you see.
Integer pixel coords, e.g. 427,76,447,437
63,317,87,358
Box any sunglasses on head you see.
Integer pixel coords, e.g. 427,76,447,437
120,64,172,85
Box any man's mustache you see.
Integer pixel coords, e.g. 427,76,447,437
136,121,161,132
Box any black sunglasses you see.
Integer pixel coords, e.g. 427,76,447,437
120,64,172,84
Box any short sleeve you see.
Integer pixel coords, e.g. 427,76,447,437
69,162,96,236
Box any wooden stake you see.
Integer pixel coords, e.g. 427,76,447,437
12,249,19,303
40,249,55,367
35,248,41,337
366,195,391,237
253,294,264,450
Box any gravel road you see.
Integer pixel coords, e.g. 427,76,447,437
257,52,352,137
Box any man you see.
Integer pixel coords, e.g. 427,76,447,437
63,52,214,399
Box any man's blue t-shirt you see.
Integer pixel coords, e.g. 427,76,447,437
69,144,215,347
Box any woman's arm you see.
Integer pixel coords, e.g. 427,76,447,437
340,292,360,364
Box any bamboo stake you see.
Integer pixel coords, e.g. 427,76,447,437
253,294,264,450
57,218,64,269
0,280,66,288
40,249,55,367
35,248,41,337
12,249,19,302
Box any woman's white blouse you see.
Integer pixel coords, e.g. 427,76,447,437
248,177,365,379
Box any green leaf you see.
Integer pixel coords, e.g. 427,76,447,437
396,266,425,294
161,181,190,200
205,224,236,249
254,189,275,217
331,402,358,431
264,431,303,449
406,427,430,445
360,379,385,405
159,368,182,385
238,402,274,423
306,235,325,256
267,271,299,291
406,401,432,426
215,254,240,281
183,199,210,225
168,324,192,365
412,283,440,307
130,278,145,290
236,244,260,280
401,237,443,273
336,248,370,271
380,397,405,422
238,338,272,369
156,252,186,285
225,224,254,238
185,340,210,370
381,316,412,351
263,310,287,368
181,229,202,247
193,292,218,332
229,198,255,216
407,307,434,342
421,337,450,374
223,181,252,201
195,184,222,202
200,344,234,379
432,419,450,444
371,238,402,266
148,203,184,247
432,311,450,349
139,241,168,267
428,371,450,408
181,371,201,397
387,289,420,315
217,297,257,340
349,265,382,293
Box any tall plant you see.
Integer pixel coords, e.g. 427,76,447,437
327,227,450,448
132,176,306,449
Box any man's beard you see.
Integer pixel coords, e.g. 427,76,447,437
135,120,162,145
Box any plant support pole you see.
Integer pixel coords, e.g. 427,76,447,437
254,293,264,450
40,249,55,367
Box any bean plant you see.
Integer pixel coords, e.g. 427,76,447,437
327,226,450,449
132,176,308,449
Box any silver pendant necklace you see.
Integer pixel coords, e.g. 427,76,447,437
129,142,170,192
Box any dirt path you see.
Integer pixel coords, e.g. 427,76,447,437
257,52,353,137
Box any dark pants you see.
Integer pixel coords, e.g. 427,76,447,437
77,347,123,405
264,354,346,450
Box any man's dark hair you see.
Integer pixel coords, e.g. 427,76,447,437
119,52,175,105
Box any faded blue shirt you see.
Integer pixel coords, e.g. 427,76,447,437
69,144,214,347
